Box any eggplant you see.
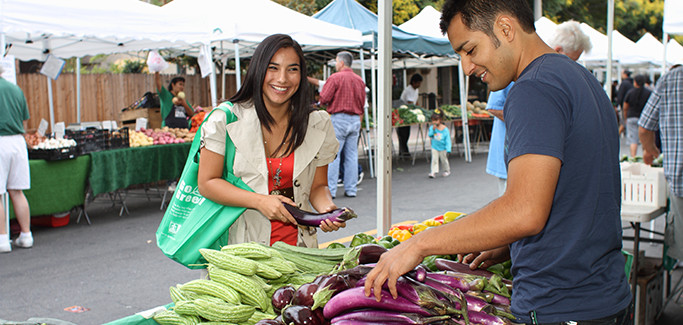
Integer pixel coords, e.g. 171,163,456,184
424,272,470,292
312,274,351,310
485,291,511,306
255,319,285,325
466,310,511,325
434,259,497,278
283,203,357,227
323,287,432,319
272,286,296,313
335,265,374,287
293,283,319,307
331,309,451,324
464,294,490,312
406,264,428,282
331,321,405,325
340,244,388,269
282,305,322,325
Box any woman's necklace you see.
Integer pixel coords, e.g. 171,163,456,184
268,157,284,196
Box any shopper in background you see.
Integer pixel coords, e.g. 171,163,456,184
197,34,343,248
427,111,451,178
397,73,423,159
639,65,683,262
0,65,33,253
308,51,366,199
623,74,651,157
616,70,634,134
154,72,194,129
365,1,632,323
485,20,591,197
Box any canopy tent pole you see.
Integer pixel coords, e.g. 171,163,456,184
371,50,378,177
605,0,614,100
221,41,226,101
206,44,218,108
76,57,81,124
663,33,669,76
47,76,55,133
359,48,375,179
458,64,471,162
234,40,241,90
402,62,408,89
377,0,392,237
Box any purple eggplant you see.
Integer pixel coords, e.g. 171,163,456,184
312,274,351,310
406,264,429,283
425,272,471,292
283,203,357,227
331,321,406,325
255,319,285,325
282,305,321,325
485,291,511,306
466,310,511,325
293,283,319,307
323,287,432,319
467,290,494,303
341,244,387,269
464,294,490,312
434,259,498,278
331,309,451,324
272,286,296,313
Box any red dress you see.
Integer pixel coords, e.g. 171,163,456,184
268,152,298,246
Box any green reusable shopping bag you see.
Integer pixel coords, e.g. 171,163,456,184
156,102,253,269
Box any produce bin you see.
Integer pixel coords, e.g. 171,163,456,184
103,303,172,325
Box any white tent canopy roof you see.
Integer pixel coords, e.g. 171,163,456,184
0,0,209,61
664,0,683,35
161,0,362,58
398,6,445,40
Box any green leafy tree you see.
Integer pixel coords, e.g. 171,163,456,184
274,0,318,15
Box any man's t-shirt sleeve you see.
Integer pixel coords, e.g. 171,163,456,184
504,80,568,165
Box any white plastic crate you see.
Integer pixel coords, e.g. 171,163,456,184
621,162,667,208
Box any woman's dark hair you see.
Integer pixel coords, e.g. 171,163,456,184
439,0,535,48
410,73,423,85
229,34,311,157
168,77,185,92
431,111,444,121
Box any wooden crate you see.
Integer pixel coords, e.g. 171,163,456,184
120,107,162,130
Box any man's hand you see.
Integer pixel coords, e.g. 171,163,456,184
459,246,510,270
363,237,424,301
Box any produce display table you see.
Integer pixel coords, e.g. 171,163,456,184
88,143,191,196
11,156,91,218
16,143,191,222
621,205,667,306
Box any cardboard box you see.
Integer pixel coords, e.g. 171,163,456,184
120,108,162,130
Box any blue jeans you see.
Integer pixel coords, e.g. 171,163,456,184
328,113,361,196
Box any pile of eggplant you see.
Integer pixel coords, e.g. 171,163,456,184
256,244,514,325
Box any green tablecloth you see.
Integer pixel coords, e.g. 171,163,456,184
16,156,91,217
88,143,191,196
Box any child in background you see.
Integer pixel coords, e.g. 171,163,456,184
428,111,451,178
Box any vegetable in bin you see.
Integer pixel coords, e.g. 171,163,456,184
282,203,357,227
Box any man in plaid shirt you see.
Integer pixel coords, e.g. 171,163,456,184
639,64,683,260
309,51,366,198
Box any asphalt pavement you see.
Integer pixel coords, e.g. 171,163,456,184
1,132,682,324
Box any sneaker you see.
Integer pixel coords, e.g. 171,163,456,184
428,173,435,178
344,192,356,198
0,240,10,253
357,172,364,185
14,235,33,249
442,171,450,177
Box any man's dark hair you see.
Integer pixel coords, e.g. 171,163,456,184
230,34,311,157
410,73,423,85
634,74,647,87
439,0,535,48
168,77,185,92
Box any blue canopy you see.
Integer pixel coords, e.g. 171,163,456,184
313,0,455,56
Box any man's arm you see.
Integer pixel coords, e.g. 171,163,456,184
364,153,560,299
154,72,162,93
639,127,660,165
487,109,504,121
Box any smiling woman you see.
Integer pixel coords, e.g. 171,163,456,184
195,34,345,249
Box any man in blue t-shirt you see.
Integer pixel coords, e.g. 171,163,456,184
363,1,632,323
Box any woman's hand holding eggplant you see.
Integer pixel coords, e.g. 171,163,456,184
317,204,345,232
257,194,298,225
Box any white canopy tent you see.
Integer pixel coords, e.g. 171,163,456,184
663,0,683,73
398,6,446,40
161,0,363,104
0,0,211,129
